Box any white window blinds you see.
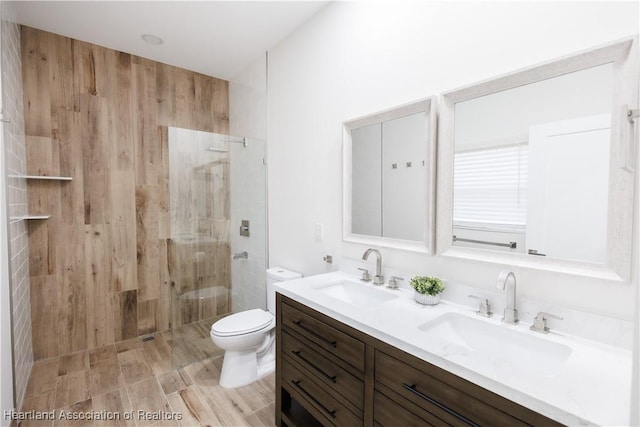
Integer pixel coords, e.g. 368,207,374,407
453,144,528,231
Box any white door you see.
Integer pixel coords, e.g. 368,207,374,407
526,114,610,263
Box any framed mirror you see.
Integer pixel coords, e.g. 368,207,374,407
343,97,437,253
437,37,638,281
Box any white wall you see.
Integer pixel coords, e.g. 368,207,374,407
267,1,638,319
632,131,640,426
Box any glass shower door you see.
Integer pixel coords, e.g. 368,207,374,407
166,127,266,368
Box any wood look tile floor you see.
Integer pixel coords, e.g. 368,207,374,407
19,325,275,427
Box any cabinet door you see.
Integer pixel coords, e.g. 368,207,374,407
282,330,364,409
374,391,452,427
281,302,365,371
375,350,531,427
282,359,362,426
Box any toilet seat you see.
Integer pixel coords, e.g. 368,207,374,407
211,309,274,337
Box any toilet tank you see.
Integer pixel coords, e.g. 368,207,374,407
266,267,302,314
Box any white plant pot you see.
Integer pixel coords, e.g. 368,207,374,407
414,291,440,305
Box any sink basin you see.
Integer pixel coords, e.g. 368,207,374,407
418,313,572,377
312,281,397,308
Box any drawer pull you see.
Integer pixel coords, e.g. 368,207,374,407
291,380,337,419
292,350,337,383
402,383,479,427
292,320,337,347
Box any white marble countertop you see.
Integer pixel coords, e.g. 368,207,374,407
274,271,631,427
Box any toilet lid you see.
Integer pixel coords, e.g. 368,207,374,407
211,309,274,337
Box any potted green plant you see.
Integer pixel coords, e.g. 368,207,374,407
409,275,445,305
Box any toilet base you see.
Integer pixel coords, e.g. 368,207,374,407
256,353,275,379
218,343,275,389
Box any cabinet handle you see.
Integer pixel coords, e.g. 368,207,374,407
292,320,337,347
292,350,337,383
402,383,479,427
291,380,336,419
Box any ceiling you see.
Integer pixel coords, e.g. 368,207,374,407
11,1,329,80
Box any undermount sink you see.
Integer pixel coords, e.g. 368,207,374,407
418,313,572,377
312,281,398,308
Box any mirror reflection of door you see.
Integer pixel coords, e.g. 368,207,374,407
453,63,613,263
526,114,610,263
352,112,426,241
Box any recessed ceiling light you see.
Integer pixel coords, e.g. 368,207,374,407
141,34,164,45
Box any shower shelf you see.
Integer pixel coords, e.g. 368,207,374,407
8,175,71,221
9,215,51,221
8,174,73,181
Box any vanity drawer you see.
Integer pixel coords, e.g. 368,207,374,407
375,390,452,427
282,357,362,427
282,330,364,409
375,350,534,427
281,302,365,371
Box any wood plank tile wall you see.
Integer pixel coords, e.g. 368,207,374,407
21,26,230,360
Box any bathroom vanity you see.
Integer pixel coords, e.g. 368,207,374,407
274,272,631,427
276,294,562,427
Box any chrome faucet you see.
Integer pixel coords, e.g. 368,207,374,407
468,295,492,317
530,312,563,334
362,248,384,285
387,276,404,290
357,268,371,282
496,271,518,324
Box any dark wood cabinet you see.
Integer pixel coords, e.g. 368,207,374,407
276,293,565,427
282,330,365,409
276,295,369,427
374,390,446,427
280,302,366,371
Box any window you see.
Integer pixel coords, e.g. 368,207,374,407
453,143,527,232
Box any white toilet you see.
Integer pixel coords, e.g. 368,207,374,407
210,267,302,388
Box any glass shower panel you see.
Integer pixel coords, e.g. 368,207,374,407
167,127,266,368
229,137,267,315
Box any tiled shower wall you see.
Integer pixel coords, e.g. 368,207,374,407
1,7,33,409
229,140,267,312
229,54,268,312
229,54,267,141
22,27,229,360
